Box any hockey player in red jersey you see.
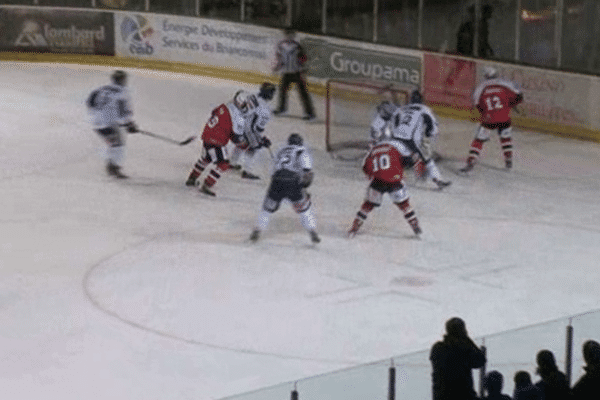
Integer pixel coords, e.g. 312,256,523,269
460,66,523,173
185,90,249,196
348,140,422,238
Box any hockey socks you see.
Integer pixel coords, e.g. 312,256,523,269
186,159,209,186
467,138,485,166
396,199,422,235
348,201,376,237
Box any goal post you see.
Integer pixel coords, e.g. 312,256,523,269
325,79,413,154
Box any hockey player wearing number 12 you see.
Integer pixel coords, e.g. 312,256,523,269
347,139,422,238
460,66,523,173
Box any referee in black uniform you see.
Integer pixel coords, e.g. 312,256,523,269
272,28,316,121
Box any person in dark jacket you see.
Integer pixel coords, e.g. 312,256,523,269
483,370,512,400
571,340,600,400
534,349,571,400
513,371,542,400
430,317,486,400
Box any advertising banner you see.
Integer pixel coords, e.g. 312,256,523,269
479,63,590,128
303,37,421,87
0,7,114,55
423,53,476,110
114,13,277,74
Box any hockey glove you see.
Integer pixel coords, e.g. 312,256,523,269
125,122,138,133
300,170,314,188
259,136,272,148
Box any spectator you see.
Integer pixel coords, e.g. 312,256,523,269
272,27,316,121
513,371,542,400
430,317,486,400
534,349,571,400
571,340,600,400
483,370,512,400
456,4,494,58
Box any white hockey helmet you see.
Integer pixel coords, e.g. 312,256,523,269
233,90,250,113
483,66,499,79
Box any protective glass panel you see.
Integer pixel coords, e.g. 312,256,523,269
561,0,600,74
200,0,241,22
245,0,288,28
325,0,374,41
519,0,557,67
38,0,92,6
570,310,600,385
482,318,568,397
96,0,145,11
149,0,197,16
376,0,418,49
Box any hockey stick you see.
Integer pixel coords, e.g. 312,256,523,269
139,130,196,146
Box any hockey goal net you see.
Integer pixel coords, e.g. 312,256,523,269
325,79,412,157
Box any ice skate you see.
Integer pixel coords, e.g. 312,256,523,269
459,161,474,174
309,230,321,243
272,109,287,116
199,184,216,197
347,219,363,238
229,164,242,171
408,219,422,236
302,113,316,121
249,229,260,242
106,162,128,179
241,170,260,180
433,178,452,189
505,159,513,169
185,177,197,187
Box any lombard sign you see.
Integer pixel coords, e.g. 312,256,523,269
303,38,421,86
115,13,275,73
0,7,114,55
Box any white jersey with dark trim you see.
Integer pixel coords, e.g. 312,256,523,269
274,144,312,175
390,103,439,143
87,83,133,129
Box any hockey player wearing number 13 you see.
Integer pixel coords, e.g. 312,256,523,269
347,139,422,238
460,66,523,173
249,133,320,244
86,70,139,179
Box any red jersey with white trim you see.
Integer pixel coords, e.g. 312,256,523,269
472,78,522,126
362,142,405,184
201,102,245,146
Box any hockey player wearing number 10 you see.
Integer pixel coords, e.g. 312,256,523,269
347,139,422,238
249,133,320,244
460,66,523,173
86,70,139,179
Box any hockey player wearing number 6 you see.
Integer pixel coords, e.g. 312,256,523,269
460,66,523,173
347,138,422,238
185,90,249,196
86,70,139,179
249,133,320,244
390,90,451,189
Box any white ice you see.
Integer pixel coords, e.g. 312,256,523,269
1,62,599,400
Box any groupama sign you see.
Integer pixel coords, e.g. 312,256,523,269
303,38,421,86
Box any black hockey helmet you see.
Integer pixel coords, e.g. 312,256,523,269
288,133,303,146
112,70,127,86
410,89,422,104
259,82,276,101
376,101,396,120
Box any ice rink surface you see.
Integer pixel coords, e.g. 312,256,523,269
1,62,600,400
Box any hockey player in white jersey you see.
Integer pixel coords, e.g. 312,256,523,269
389,90,451,189
369,100,397,145
87,70,138,178
229,82,276,180
249,133,320,244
